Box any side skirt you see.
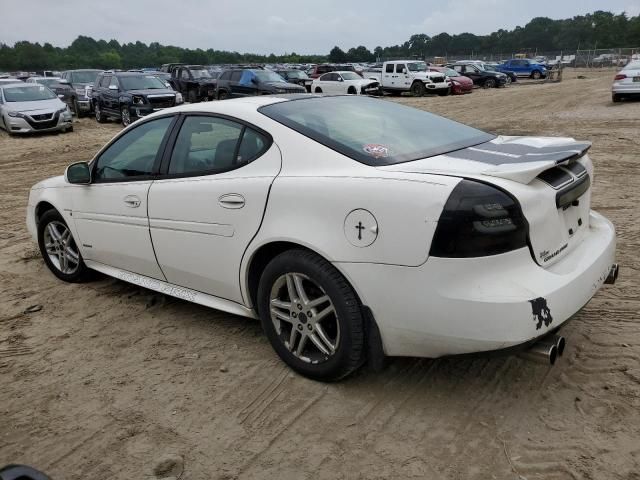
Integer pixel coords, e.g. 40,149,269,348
85,260,257,319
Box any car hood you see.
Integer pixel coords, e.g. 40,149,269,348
127,88,176,96
449,75,473,85
31,175,67,190
263,81,305,91
5,98,65,113
378,136,591,184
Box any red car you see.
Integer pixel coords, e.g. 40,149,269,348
429,66,473,94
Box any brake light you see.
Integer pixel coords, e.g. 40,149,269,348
614,74,627,80
430,179,529,257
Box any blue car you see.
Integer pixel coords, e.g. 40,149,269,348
498,59,547,79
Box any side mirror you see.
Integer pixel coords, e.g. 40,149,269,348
108,85,118,91
65,162,91,185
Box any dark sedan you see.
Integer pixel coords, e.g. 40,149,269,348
26,77,75,111
275,69,313,92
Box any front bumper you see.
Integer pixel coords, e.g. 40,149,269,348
5,111,73,134
76,98,92,112
452,83,473,94
129,105,171,118
425,82,449,91
337,210,616,358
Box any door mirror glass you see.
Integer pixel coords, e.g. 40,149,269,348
65,161,91,184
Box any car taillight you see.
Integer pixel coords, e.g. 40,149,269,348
430,179,529,257
614,74,627,80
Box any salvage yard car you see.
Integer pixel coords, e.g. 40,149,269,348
498,59,547,79
92,71,183,126
612,60,640,102
364,60,450,96
27,95,618,381
428,66,473,94
311,71,381,95
215,68,305,99
169,65,217,102
60,69,103,117
275,69,313,92
449,63,508,88
1,83,73,135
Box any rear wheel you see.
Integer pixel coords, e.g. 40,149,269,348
217,90,229,100
410,82,426,97
37,209,91,283
257,250,365,381
531,70,542,80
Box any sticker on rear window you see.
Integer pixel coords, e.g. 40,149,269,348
363,144,389,158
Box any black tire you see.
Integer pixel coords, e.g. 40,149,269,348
314,87,323,93
66,125,74,133
437,88,450,96
217,90,229,100
188,90,198,103
410,82,426,97
483,78,497,89
37,209,91,283
612,93,622,103
94,102,107,123
531,70,542,80
257,249,365,381
505,76,512,85
121,105,133,127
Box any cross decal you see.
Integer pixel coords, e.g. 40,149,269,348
355,221,365,241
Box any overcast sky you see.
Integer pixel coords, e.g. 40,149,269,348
2,0,638,54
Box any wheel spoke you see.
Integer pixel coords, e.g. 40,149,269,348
65,247,79,264
271,308,292,323
293,274,309,304
307,294,329,309
47,223,61,243
309,332,331,356
314,324,336,354
288,327,299,352
314,305,335,323
60,229,70,245
59,250,68,272
285,274,299,303
296,334,308,356
270,298,292,311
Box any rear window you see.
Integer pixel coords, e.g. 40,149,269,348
259,96,494,166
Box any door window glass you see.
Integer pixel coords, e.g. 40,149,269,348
94,117,173,181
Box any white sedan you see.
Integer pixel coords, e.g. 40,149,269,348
311,71,381,95
27,95,617,380
612,60,640,102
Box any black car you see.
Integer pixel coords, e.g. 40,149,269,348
169,65,217,102
275,69,313,92
483,64,517,84
92,71,181,126
216,69,306,100
447,63,508,88
60,69,103,116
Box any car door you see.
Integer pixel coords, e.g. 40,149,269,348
70,115,177,279
382,63,395,87
396,63,410,88
147,114,281,303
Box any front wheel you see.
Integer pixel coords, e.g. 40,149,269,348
95,102,106,123
217,90,229,100
531,70,542,80
505,76,512,85
37,209,91,282
121,105,133,127
483,78,496,89
257,250,365,381
410,82,426,97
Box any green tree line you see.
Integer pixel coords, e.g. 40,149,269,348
1,10,638,70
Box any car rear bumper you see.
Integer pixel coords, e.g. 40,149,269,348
612,83,640,94
336,210,616,358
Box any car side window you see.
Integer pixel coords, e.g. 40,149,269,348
385,64,394,73
180,69,190,80
230,71,242,82
168,116,267,175
219,71,231,81
396,64,405,73
100,75,111,87
453,65,463,73
94,116,174,181
109,76,119,89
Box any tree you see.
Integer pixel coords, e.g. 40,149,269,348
328,46,346,63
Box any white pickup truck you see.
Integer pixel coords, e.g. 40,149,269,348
363,60,451,96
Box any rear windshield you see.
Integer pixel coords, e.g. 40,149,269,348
259,96,494,166
3,85,57,102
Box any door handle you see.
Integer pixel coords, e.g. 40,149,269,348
123,195,141,208
218,193,245,209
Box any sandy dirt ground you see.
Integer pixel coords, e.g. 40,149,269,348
1,70,639,480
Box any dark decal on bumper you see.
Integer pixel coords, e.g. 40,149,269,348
529,297,553,330
447,141,591,166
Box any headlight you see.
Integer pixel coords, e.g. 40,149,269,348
175,92,183,104
7,111,25,118
74,87,86,96
132,95,145,105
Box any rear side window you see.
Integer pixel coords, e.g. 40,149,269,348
219,71,232,80
385,64,394,73
230,71,242,82
99,75,111,87
167,116,269,176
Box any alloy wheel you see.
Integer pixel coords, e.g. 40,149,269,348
121,107,131,126
43,221,80,274
269,273,340,364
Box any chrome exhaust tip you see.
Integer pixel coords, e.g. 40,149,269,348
604,263,619,284
521,341,558,365
539,334,566,356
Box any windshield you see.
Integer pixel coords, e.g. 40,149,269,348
341,72,361,80
442,68,459,77
70,70,101,84
190,69,211,78
253,70,286,83
120,75,167,90
407,62,427,72
35,78,61,88
3,85,57,102
281,70,308,79
259,96,494,166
